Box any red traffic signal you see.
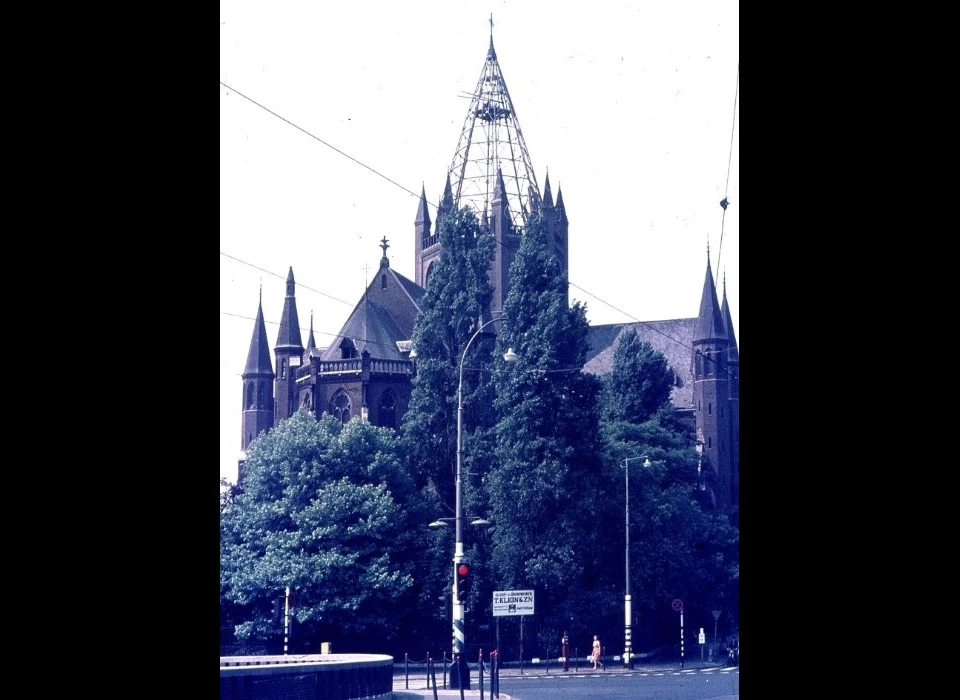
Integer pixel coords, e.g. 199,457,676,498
457,563,471,601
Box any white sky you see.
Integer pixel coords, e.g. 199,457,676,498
220,0,740,485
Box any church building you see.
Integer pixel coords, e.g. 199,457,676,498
239,32,739,515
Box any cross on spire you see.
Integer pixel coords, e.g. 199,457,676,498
380,236,390,257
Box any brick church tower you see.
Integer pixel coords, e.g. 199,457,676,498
692,253,740,517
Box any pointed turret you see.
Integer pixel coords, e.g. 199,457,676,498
244,296,273,377
489,166,520,319
556,188,568,226
542,178,568,302
240,293,275,475
721,273,740,516
492,167,510,221
693,256,727,344
276,267,304,351
722,274,739,365
307,311,317,352
542,172,554,208
439,175,455,219
415,184,432,230
274,267,305,422
692,250,734,515
415,184,436,286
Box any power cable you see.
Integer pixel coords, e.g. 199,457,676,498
221,82,737,378
715,64,739,274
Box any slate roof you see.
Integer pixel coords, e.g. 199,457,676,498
276,267,304,350
584,318,697,410
243,300,275,377
318,297,411,362
317,263,424,363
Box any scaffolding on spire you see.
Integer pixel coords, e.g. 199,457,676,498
448,32,541,232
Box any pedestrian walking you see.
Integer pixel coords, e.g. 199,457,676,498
591,634,603,670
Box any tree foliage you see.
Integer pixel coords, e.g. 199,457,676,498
221,214,739,657
220,410,438,647
593,335,739,647
602,329,678,424
401,206,496,507
487,213,603,623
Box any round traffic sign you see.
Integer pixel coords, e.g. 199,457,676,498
671,598,683,611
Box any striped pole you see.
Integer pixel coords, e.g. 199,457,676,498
453,543,465,655
283,585,290,655
679,607,684,668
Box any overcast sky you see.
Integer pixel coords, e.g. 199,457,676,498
220,0,740,484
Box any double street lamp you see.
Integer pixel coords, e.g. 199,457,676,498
441,316,517,657
622,455,651,669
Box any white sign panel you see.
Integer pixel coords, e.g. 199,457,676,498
492,589,535,617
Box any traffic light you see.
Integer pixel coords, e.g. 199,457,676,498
272,597,282,622
456,563,471,601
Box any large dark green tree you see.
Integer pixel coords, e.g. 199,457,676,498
401,206,496,505
486,213,604,637
602,330,678,424
220,409,437,651
594,330,739,651
398,206,500,644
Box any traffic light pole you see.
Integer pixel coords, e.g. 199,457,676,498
454,318,496,657
453,321,471,658
453,316,515,658
452,542,465,656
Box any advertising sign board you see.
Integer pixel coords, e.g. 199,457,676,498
492,589,535,616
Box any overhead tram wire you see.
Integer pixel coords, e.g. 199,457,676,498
715,63,739,275
221,81,736,379
220,81,423,204
220,252,353,309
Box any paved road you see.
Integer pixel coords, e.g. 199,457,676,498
392,661,739,699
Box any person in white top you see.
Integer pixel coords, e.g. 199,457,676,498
591,634,603,670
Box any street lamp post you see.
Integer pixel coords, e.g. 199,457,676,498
622,455,651,669
451,316,517,657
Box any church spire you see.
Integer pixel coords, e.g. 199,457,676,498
244,295,273,377
241,292,275,465
276,267,304,351
448,22,540,231
542,171,554,208
722,273,739,364
274,267,304,423
415,184,431,230
307,311,317,352
693,252,727,344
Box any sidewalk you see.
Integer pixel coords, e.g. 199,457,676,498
392,660,731,699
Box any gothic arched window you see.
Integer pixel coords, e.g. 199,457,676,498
378,389,397,429
246,384,255,409
331,390,351,424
